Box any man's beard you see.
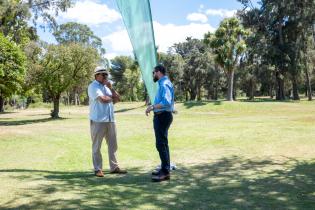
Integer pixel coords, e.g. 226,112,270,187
153,76,158,82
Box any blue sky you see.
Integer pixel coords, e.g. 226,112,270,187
37,0,257,59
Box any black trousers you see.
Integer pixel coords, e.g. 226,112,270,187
153,111,173,173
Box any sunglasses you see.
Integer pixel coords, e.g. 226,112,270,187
97,73,108,77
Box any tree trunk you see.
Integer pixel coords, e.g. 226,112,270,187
269,86,274,99
304,58,312,101
207,86,211,100
214,85,218,100
249,78,254,100
67,91,70,105
214,79,219,100
292,77,300,100
0,95,4,112
276,71,285,100
227,70,234,101
75,93,79,105
51,95,60,118
26,96,32,108
276,24,286,101
189,89,197,101
305,68,312,101
197,85,202,101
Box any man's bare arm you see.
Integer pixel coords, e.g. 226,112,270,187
98,95,112,103
111,89,120,104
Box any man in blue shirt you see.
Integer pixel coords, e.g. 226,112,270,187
88,66,127,177
145,64,174,182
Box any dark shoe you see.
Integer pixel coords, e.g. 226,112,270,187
152,171,170,182
110,167,127,174
95,170,104,177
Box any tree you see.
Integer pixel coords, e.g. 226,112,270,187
0,33,26,112
53,22,106,105
0,0,36,44
124,62,141,101
205,18,248,101
158,52,185,100
110,56,142,101
53,22,105,55
38,43,99,118
238,0,315,100
202,52,224,100
173,37,211,101
28,0,72,30
0,0,71,44
22,40,44,106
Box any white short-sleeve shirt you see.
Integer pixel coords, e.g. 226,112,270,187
88,80,115,122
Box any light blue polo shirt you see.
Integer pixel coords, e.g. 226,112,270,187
88,80,115,122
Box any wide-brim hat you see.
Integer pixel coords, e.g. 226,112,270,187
94,66,109,75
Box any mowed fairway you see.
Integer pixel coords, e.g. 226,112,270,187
0,100,315,209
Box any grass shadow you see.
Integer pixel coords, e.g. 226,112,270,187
239,98,295,103
0,118,12,120
183,100,224,108
183,101,207,109
0,112,16,115
1,156,314,209
28,113,51,117
0,117,67,126
213,100,223,105
115,105,145,113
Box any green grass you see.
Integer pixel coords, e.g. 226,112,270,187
0,100,315,209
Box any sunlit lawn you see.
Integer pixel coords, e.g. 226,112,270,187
0,99,315,209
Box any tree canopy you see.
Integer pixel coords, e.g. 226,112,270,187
53,22,105,55
37,43,100,118
205,17,248,101
0,33,26,112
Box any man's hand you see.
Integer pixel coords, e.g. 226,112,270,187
145,105,154,116
104,80,113,89
104,80,120,104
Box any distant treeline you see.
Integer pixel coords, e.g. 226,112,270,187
0,0,314,118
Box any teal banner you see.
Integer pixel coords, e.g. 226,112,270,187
116,0,158,103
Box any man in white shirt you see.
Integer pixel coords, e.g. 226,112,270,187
88,66,127,177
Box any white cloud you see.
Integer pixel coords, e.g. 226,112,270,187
205,9,236,18
60,0,121,25
104,53,119,60
186,13,208,23
103,21,215,55
153,21,215,52
102,29,133,53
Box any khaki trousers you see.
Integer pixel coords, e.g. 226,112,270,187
90,121,119,171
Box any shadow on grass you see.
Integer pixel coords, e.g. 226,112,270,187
183,100,223,109
0,118,12,120
239,98,295,103
115,105,145,113
28,113,51,117
0,112,15,115
1,156,315,209
183,101,207,109
0,117,67,126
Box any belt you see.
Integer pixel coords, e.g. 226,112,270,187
154,111,171,115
